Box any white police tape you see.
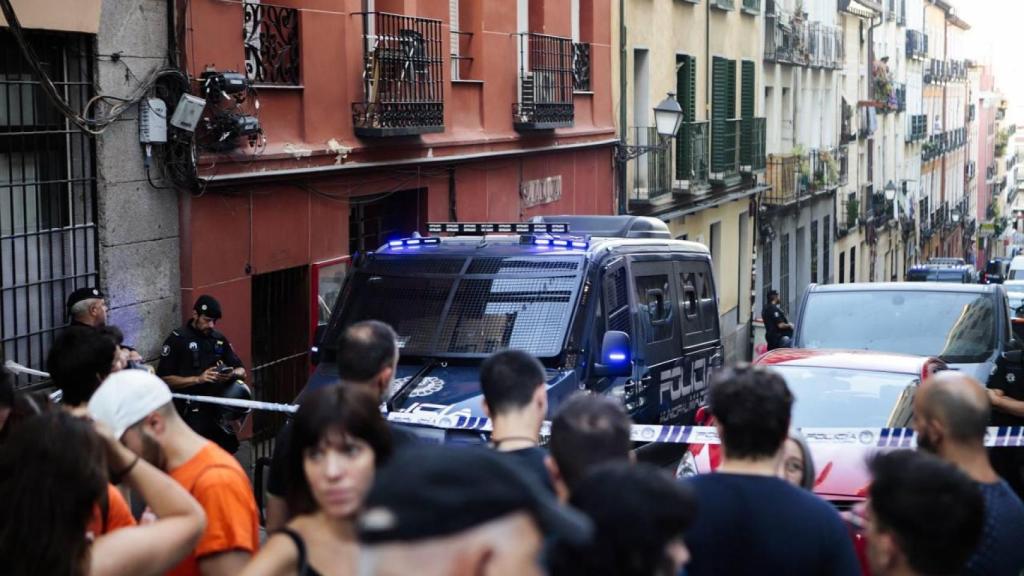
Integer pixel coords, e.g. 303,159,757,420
8,360,1024,448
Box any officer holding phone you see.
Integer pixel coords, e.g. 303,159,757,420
157,295,248,452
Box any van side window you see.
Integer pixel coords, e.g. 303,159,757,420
677,261,720,349
604,266,631,335
635,274,673,343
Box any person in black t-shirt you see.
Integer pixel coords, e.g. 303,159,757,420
265,320,416,531
762,289,794,350
683,365,859,576
480,349,553,492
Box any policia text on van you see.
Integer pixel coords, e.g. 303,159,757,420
306,216,724,442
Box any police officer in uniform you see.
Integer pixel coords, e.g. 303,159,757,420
762,289,794,351
157,295,248,453
66,287,108,329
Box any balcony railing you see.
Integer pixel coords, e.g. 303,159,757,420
764,154,802,205
879,82,906,113
243,2,301,85
628,127,673,205
838,144,849,185
352,12,445,137
513,32,574,130
740,117,767,172
765,5,843,69
572,42,591,92
710,118,740,183
675,121,710,191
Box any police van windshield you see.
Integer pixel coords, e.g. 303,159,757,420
333,253,586,359
797,291,996,363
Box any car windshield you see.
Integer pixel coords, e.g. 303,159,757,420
1009,292,1024,313
772,366,917,428
333,253,585,358
1011,269,1024,280
797,291,996,363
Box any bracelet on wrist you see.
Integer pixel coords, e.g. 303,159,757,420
111,454,141,484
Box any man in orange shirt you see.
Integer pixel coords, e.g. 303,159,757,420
89,370,259,576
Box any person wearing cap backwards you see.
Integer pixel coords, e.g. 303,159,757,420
157,294,248,453
89,370,260,576
356,444,593,576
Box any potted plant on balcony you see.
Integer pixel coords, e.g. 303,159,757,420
846,197,860,229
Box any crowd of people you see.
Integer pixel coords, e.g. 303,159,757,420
1,289,1024,575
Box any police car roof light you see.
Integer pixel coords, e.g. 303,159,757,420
388,237,441,249
427,222,570,235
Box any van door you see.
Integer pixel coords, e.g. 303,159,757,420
628,258,684,424
669,258,722,421
590,258,635,398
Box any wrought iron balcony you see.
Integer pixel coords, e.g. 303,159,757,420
243,2,301,85
514,32,574,131
572,42,591,92
764,153,803,205
765,5,843,70
740,117,766,173
628,127,673,206
352,12,445,137
838,144,849,186
675,121,710,192
710,118,741,185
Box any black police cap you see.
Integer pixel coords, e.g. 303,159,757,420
66,287,105,313
193,295,223,319
358,444,592,546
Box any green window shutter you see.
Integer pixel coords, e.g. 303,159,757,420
727,58,737,118
676,55,698,181
712,56,728,121
740,60,755,166
741,60,755,119
712,57,737,175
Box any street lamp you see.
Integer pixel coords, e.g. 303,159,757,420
653,93,685,140
615,92,685,163
884,180,898,201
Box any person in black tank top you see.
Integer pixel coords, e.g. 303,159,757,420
239,386,393,576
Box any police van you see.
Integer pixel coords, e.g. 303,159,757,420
308,216,723,441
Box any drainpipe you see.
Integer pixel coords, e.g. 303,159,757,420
618,0,628,214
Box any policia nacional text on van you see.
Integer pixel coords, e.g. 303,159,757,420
157,295,248,453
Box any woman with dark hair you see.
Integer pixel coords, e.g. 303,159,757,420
0,411,206,576
241,385,393,576
778,429,817,491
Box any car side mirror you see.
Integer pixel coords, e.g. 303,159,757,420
310,324,328,366
593,331,631,378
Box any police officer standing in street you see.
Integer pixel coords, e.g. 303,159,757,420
157,295,249,453
762,289,794,351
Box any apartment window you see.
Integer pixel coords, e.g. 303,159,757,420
839,251,846,283
850,246,857,282
780,233,790,309
710,222,722,283
243,0,301,85
822,216,830,284
811,220,819,284
762,239,773,309
1,30,98,382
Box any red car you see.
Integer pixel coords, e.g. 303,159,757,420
678,349,946,505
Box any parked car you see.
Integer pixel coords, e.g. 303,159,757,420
983,258,1011,284
906,263,974,283
678,350,946,506
308,216,723,442
793,283,1022,393
1008,255,1024,281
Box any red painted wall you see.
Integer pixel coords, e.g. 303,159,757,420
175,0,616,366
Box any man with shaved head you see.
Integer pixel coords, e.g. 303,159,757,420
913,372,1024,575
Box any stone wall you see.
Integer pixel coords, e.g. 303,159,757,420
95,0,181,360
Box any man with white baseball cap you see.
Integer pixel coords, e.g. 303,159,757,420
89,370,259,576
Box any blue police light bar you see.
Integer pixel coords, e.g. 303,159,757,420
427,222,570,235
531,237,589,250
387,237,441,249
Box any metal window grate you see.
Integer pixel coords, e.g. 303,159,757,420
467,257,580,275
1,30,97,386
243,1,301,85
365,255,467,276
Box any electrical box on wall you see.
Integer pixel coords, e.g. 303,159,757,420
170,94,206,132
139,98,167,143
